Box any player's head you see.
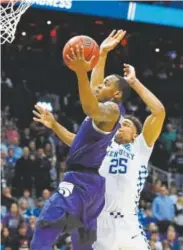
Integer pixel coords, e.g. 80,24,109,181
93,74,130,103
115,115,142,144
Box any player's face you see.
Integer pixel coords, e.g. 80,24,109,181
115,119,137,144
93,75,120,102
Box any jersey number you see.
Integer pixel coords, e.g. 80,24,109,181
109,158,128,174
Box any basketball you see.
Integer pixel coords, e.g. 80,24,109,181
63,35,100,72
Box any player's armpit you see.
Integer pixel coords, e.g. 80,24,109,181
142,109,166,147
91,101,120,123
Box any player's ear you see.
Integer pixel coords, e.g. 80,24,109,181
132,133,138,141
114,91,122,102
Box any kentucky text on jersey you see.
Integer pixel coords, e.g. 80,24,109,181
107,149,134,160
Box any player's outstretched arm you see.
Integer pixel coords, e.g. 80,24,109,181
66,45,119,124
124,64,166,147
90,30,126,90
33,105,75,146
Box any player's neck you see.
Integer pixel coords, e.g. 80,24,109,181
114,138,133,145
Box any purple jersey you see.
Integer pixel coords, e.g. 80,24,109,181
66,103,125,168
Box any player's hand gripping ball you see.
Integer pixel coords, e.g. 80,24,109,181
63,35,99,72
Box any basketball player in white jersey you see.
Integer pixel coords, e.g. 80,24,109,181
93,63,166,250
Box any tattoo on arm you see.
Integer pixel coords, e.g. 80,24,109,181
95,102,120,122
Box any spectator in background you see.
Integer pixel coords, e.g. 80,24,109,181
164,226,181,250
1,71,13,88
54,234,72,250
34,148,51,197
160,123,177,154
1,130,8,154
18,199,32,221
169,186,178,204
35,135,49,149
44,142,57,168
13,147,34,196
11,223,30,250
21,128,31,147
1,227,12,249
42,189,51,203
2,203,24,236
140,207,158,229
152,185,175,233
20,189,35,210
5,149,17,186
1,187,17,211
152,179,162,196
27,216,37,240
162,240,172,250
174,192,183,236
28,141,36,160
1,152,11,188
8,137,22,160
61,234,72,250
32,198,44,217
150,230,163,250
6,148,17,165
169,144,183,189
149,240,156,250
6,122,19,144
146,222,159,240
1,71,13,109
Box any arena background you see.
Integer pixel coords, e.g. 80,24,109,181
1,1,183,249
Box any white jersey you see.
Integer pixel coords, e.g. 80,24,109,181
99,133,153,214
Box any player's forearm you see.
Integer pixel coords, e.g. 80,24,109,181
130,78,165,115
52,121,75,147
90,51,107,89
76,70,99,116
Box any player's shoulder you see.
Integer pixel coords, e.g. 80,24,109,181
133,133,154,155
100,101,119,112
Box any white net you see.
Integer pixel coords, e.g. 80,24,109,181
0,0,72,44
0,0,33,44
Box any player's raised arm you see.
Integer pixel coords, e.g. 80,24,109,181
66,45,120,124
33,105,76,146
90,30,126,90
123,64,166,147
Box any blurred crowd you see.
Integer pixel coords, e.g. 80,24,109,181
1,10,183,250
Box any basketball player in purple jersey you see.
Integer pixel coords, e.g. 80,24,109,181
31,30,128,250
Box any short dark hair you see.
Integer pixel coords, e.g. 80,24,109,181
113,74,131,102
124,115,143,135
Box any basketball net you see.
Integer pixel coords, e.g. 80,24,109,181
0,0,72,44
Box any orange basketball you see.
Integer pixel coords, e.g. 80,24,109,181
63,35,99,72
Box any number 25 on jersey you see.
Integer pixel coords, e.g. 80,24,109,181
109,158,128,174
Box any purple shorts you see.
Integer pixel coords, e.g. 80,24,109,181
31,171,105,250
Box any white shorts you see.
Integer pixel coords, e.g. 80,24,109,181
93,211,150,250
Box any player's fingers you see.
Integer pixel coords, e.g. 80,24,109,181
35,104,44,113
113,29,123,40
118,30,126,40
70,47,77,60
66,54,74,62
32,110,41,118
75,44,81,59
80,45,85,60
89,55,96,64
33,117,42,123
108,30,116,37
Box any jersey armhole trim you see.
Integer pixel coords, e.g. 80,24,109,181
92,120,111,135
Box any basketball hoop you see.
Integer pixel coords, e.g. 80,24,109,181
0,0,72,44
